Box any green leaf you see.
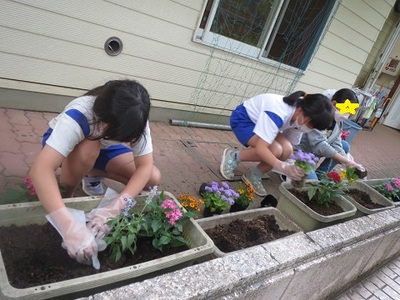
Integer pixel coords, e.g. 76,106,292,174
121,235,127,251
151,219,162,232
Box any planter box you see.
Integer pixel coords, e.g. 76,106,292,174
343,181,395,218
196,207,302,259
277,182,357,232
362,178,400,206
0,192,214,300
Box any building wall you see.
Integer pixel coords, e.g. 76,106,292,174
295,0,396,92
0,0,397,121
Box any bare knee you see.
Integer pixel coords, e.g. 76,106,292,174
275,134,293,160
60,139,101,193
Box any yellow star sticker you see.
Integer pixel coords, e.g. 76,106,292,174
335,99,359,114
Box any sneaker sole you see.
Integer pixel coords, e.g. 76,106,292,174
220,148,234,180
81,179,105,196
241,174,267,197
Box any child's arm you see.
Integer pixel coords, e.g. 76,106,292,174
29,145,99,266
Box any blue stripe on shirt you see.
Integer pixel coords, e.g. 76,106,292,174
65,109,90,137
265,111,283,128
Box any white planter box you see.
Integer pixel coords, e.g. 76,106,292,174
0,192,214,300
343,181,395,218
362,178,400,206
277,182,357,232
196,207,302,259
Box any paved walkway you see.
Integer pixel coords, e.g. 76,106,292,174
0,107,400,298
335,256,400,299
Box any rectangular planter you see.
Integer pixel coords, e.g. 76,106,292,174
343,181,395,218
277,182,357,232
362,178,400,206
0,192,214,300
196,207,302,259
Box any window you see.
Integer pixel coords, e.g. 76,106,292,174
196,0,336,71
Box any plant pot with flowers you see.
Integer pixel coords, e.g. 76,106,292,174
0,177,40,205
177,192,204,215
200,181,238,217
229,181,255,212
362,177,400,206
277,170,357,232
337,169,395,217
0,187,214,300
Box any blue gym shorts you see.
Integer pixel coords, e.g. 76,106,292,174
42,128,132,172
230,104,255,147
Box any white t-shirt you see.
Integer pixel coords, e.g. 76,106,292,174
243,93,303,145
46,95,153,157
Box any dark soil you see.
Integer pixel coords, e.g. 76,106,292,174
205,215,296,253
0,223,188,289
345,189,386,209
289,189,344,215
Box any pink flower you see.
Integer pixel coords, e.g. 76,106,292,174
23,176,36,196
161,199,182,225
385,183,394,191
393,178,400,189
161,199,176,209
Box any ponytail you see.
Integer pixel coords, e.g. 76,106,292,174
283,91,307,106
285,91,333,130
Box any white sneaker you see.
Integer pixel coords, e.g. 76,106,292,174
82,176,105,196
220,148,239,180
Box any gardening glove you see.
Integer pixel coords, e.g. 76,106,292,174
275,160,304,181
46,207,101,269
86,187,136,240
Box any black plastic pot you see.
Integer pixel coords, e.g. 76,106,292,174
260,195,278,208
229,202,249,213
203,206,223,218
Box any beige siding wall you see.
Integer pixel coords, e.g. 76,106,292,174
0,0,397,116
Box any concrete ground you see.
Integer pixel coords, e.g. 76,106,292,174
0,107,400,298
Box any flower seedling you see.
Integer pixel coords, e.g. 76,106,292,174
0,177,39,205
235,181,255,208
307,171,347,207
290,150,319,175
105,187,196,262
177,193,204,213
202,181,239,213
372,178,400,202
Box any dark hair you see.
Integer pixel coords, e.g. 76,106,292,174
85,79,150,144
332,88,358,103
283,91,333,130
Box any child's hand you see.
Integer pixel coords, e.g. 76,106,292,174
46,207,100,269
86,192,134,239
276,161,304,181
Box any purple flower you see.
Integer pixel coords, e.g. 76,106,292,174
221,181,230,189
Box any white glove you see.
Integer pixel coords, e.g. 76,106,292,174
46,207,101,269
275,161,304,181
86,188,136,239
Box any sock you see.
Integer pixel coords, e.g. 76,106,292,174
230,149,241,163
250,167,263,176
